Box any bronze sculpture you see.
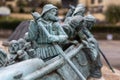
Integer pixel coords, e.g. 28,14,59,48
0,3,115,80
63,4,103,78
27,4,68,61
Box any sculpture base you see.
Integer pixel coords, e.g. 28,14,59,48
89,66,120,80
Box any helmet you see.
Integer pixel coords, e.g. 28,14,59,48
41,4,57,16
69,15,84,29
18,38,26,44
10,40,18,45
84,14,96,23
84,14,96,30
72,4,85,16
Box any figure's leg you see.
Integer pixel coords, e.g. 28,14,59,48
82,47,103,78
89,53,103,78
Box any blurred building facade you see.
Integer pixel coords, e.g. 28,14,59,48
6,0,17,8
42,0,120,13
1,0,120,16
79,0,120,13
2,0,120,12
79,0,103,13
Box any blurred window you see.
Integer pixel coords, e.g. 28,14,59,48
98,0,102,3
6,0,14,1
91,0,95,4
62,0,78,8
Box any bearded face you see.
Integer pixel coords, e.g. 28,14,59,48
43,8,59,22
49,8,58,16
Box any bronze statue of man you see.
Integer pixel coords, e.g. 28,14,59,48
27,4,68,61
62,4,103,78
82,14,103,78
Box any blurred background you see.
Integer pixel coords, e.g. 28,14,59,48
0,0,120,71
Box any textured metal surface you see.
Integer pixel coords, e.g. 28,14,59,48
0,58,44,80
22,44,84,80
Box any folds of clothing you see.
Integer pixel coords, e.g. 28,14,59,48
27,19,68,60
35,44,61,60
28,19,67,44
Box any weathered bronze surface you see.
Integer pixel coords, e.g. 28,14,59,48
0,3,105,80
